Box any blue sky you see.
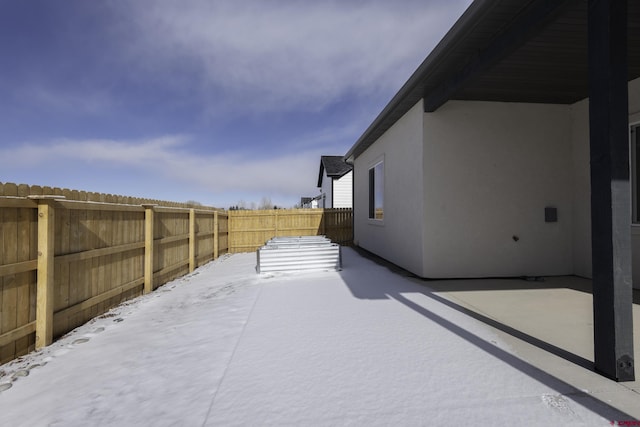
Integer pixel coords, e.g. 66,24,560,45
0,0,471,209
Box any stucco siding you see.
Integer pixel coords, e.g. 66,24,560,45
571,77,640,289
570,98,591,279
632,77,640,289
333,171,352,208
422,100,574,278
353,100,425,275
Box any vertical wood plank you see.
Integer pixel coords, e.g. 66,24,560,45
89,210,99,318
143,205,155,294
67,202,81,328
100,209,112,313
189,209,196,272
0,184,18,362
15,204,33,356
35,198,56,349
214,211,219,259
113,209,123,306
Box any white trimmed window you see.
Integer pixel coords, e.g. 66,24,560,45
368,161,384,220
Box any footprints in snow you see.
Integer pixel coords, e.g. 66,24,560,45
0,326,107,394
0,364,44,393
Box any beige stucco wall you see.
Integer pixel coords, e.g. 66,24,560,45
422,100,574,278
353,77,640,281
353,100,425,276
571,77,640,289
569,98,591,279
632,77,640,289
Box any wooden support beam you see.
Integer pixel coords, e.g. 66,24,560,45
142,204,156,294
214,211,219,259
34,197,56,349
588,0,634,382
189,209,196,272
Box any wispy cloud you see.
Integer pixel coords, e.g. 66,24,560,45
0,1,473,207
120,0,471,115
0,136,324,206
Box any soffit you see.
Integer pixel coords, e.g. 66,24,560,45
345,0,640,161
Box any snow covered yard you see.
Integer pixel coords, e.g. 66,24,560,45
0,248,637,426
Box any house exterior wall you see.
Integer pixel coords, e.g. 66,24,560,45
570,77,640,288
354,77,640,282
632,77,640,289
319,170,332,208
333,171,353,208
569,97,591,279
353,100,425,275
422,101,574,278
571,77,640,289
319,171,352,208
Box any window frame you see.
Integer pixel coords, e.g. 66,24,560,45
368,159,384,221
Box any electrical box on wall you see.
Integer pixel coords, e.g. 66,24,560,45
545,207,558,223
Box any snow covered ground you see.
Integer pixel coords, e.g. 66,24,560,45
0,248,636,426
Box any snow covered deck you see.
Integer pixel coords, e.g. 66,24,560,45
1,248,639,426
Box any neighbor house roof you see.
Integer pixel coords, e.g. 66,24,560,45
345,0,640,162
318,156,353,188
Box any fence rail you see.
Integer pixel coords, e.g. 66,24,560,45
0,182,228,364
0,182,351,365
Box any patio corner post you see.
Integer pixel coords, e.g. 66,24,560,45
588,0,634,381
29,195,60,349
189,208,196,272
143,204,157,294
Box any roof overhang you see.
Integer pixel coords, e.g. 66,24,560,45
345,0,640,162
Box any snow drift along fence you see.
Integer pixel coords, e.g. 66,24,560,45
228,208,352,253
0,182,228,365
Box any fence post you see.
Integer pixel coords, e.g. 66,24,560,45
274,210,278,237
213,211,219,259
142,204,156,294
189,208,196,272
29,195,59,349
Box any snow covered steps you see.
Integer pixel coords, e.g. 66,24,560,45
256,236,342,273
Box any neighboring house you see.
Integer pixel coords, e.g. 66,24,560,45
300,196,319,209
317,156,353,208
344,0,639,381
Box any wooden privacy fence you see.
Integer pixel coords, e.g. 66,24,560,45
0,183,228,365
1,182,352,366
228,208,353,253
